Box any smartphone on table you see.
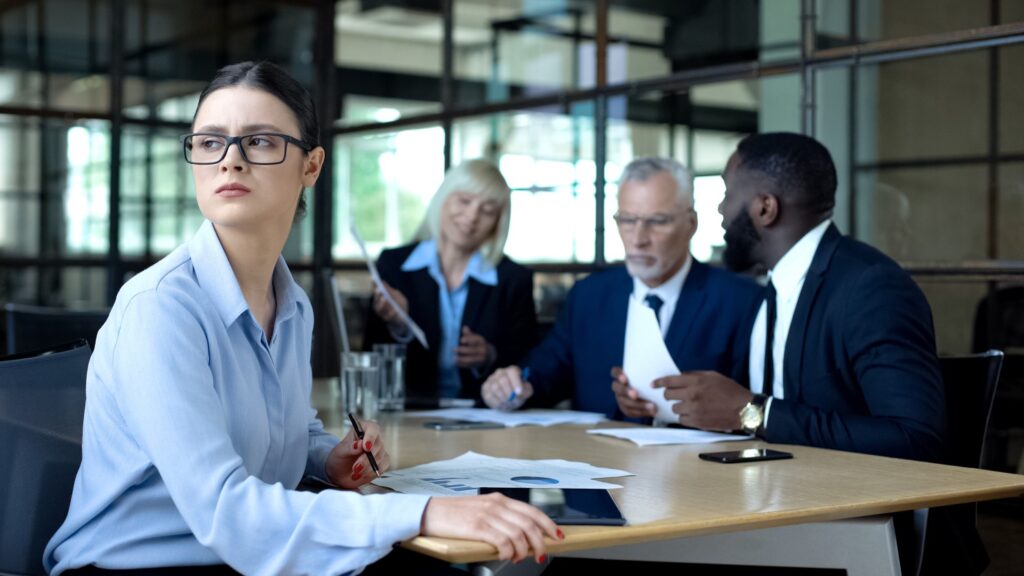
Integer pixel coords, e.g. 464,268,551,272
698,448,793,463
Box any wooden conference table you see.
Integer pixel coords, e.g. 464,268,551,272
326,413,1024,576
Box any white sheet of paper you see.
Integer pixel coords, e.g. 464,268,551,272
372,451,632,496
406,408,606,427
622,295,681,423
350,223,429,350
587,427,752,447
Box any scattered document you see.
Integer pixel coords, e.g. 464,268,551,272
587,427,752,447
373,451,633,496
623,295,681,423
406,407,606,427
351,223,429,349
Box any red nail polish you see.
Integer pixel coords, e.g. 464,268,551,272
557,529,564,539
538,555,547,563
355,463,363,473
353,441,358,449
352,472,361,480
365,441,373,450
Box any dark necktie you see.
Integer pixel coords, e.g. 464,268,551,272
763,281,777,395
644,293,665,328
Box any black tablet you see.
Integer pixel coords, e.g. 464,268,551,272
479,488,626,526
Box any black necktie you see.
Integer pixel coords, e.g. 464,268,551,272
644,293,665,328
763,281,777,395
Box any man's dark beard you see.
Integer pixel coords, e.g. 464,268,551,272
722,208,761,273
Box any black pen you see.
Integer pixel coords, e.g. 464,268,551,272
347,412,382,478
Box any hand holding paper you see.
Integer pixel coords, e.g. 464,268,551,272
351,223,429,349
622,295,680,424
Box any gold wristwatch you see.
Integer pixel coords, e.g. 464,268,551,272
739,393,768,436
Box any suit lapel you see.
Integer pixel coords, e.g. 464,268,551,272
462,279,491,332
411,269,443,350
783,224,841,401
607,269,632,367
664,260,708,365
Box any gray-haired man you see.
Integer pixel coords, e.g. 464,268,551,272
482,157,763,423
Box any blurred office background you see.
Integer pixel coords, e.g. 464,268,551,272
0,1,1022,570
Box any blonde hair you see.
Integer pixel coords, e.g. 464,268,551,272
414,158,512,266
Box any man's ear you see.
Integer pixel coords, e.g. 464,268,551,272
754,193,780,228
684,208,697,242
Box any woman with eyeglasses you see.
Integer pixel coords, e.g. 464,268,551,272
364,159,537,406
45,61,559,576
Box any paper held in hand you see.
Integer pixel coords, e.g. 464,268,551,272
622,294,681,424
350,223,429,350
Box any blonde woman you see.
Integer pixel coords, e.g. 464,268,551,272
365,159,536,404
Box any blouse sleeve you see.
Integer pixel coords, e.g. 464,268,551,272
110,289,429,575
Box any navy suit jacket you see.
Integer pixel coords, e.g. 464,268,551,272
763,224,946,461
523,260,762,419
363,243,537,403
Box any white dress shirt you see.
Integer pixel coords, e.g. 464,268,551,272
749,219,832,425
629,254,693,339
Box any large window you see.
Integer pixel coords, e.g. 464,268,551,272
0,1,1022,401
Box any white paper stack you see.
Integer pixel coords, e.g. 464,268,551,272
373,451,633,496
406,408,607,427
587,427,752,447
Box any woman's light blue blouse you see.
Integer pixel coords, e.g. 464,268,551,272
399,239,497,398
44,220,429,576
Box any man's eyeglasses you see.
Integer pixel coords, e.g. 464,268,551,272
181,132,311,165
613,212,687,232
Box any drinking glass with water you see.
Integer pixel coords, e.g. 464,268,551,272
341,351,381,421
373,343,406,411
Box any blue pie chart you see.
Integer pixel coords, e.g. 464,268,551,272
510,476,559,485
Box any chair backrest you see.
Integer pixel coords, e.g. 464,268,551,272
4,303,109,356
0,339,91,576
972,285,1024,352
323,270,351,355
939,350,1004,469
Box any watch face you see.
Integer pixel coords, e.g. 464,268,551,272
740,404,763,429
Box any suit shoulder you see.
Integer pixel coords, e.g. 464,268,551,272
827,237,927,309
701,263,762,298
570,266,629,296
496,255,533,282
377,242,418,269
704,264,761,289
832,236,907,278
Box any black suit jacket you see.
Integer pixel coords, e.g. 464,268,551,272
763,224,946,461
363,242,537,403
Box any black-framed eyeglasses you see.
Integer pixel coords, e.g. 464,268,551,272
181,132,312,165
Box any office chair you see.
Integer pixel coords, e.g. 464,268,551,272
913,350,1004,576
0,339,91,576
3,303,109,356
323,270,351,356
971,286,1024,474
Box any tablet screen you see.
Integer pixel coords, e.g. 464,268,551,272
480,488,626,526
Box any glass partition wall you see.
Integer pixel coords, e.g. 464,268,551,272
2,2,1023,413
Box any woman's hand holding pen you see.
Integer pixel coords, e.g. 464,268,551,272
481,365,533,410
420,492,564,564
325,421,391,490
371,281,409,331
